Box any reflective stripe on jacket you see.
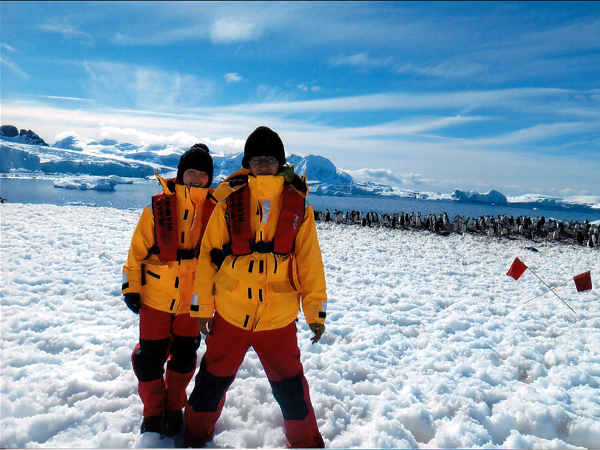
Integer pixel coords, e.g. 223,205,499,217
191,170,328,331
122,173,216,314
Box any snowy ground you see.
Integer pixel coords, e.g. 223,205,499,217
1,203,599,449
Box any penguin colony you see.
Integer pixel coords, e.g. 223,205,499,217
314,209,600,248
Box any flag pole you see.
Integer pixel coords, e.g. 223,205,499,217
527,268,578,318
523,279,571,304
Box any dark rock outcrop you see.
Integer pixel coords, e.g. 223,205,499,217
0,125,49,146
1,125,19,137
19,129,49,146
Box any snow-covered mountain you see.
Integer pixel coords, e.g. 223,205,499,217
0,128,359,192
1,126,599,210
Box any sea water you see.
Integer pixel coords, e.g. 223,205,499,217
1,177,599,223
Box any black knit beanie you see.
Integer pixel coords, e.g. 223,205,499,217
242,126,286,169
177,143,214,186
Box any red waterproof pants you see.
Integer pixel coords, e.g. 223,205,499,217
185,313,324,448
132,304,200,417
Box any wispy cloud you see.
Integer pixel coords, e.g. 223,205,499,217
332,116,488,138
112,26,208,46
44,96,88,101
1,57,30,80
330,53,392,68
217,87,587,115
2,43,17,52
466,121,600,148
395,61,484,80
37,18,94,45
83,62,213,109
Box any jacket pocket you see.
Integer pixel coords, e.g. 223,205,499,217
214,269,239,293
141,262,175,302
268,279,298,294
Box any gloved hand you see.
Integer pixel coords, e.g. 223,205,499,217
197,317,214,337
124,293,141,314
309,323,325,344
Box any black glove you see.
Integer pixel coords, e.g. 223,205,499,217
124,293,141,314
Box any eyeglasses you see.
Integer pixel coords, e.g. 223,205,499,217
249,157,278,166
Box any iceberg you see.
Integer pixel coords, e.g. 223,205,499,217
451,189,508,205
54,176,118,191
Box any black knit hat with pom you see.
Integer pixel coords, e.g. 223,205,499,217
242,126,286,169
177,143,214,186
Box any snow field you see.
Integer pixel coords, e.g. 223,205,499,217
1,203,599,448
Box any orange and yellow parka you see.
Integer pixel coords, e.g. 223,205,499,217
191,167,328,332
122,172,217,315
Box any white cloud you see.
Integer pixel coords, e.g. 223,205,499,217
297,83,322,93
225,73,243,83
98,127,244,153
54,130,82,141
347,168,428,186
211,18,258,44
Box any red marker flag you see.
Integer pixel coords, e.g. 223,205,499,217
507,257,528,280
573,271,592,292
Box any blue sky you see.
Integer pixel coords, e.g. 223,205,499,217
2,1,600,197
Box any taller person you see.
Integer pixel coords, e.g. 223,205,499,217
185,126,327,448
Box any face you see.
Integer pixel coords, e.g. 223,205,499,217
248,156,280,176
182,169,209,188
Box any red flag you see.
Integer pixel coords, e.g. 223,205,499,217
573,271,592,292
507,257,528,280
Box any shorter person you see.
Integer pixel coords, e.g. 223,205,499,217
184,126,327,448
122,144,217,435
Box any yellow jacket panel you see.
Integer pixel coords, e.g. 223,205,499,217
122,173,216,314
191,170,328,331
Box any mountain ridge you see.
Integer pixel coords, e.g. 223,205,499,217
1,127,599,209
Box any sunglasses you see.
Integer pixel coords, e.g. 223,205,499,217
249,157,278,166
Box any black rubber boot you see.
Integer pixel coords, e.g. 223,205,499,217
141,414,163,434
163,409,184,436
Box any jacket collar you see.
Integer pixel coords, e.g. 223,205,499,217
154,172,213,202
248,174,285,201
218,164,309,200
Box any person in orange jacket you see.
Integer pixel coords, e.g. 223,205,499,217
122,144,217,436
184,127,327,448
